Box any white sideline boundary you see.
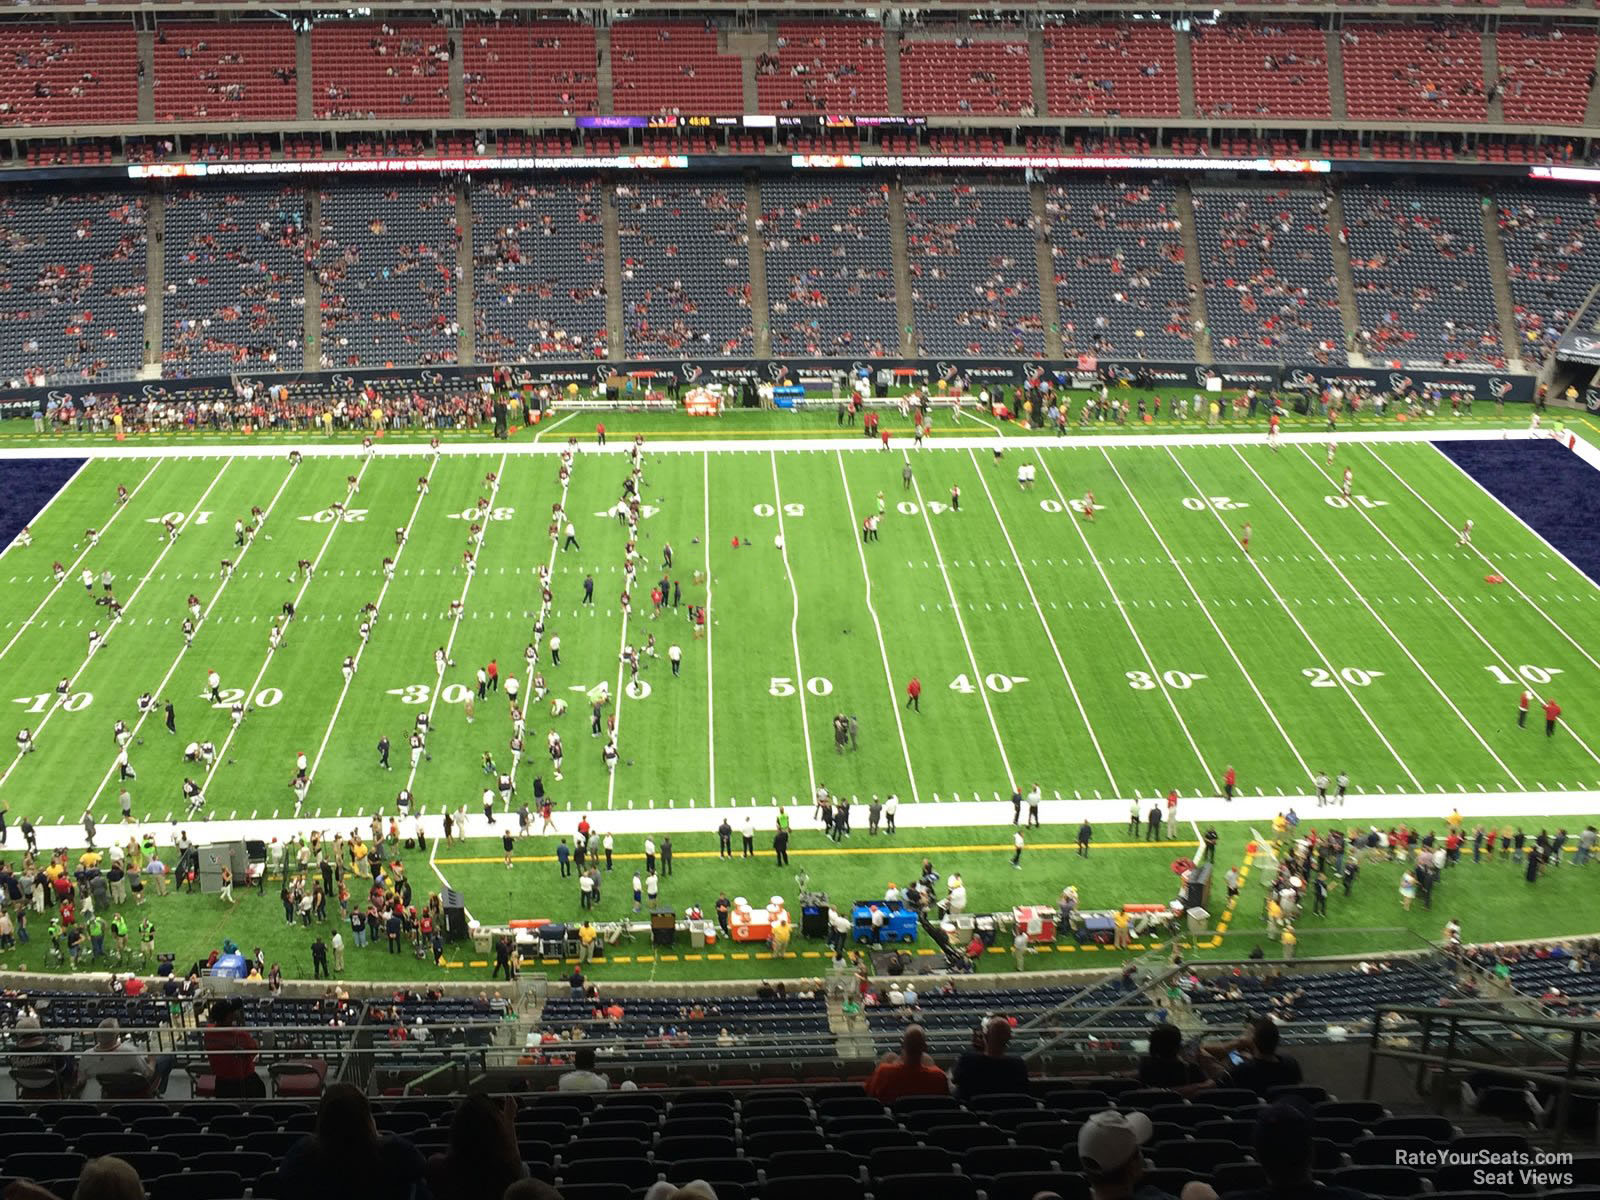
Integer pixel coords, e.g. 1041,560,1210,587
0,426,1580,461
20,787,1600,852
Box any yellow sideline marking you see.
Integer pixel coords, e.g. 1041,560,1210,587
434,839,1187,866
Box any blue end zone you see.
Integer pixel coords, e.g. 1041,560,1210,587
1435,439,1600,588
0,459,87,549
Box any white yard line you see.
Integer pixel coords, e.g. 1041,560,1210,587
0,457,236,795
834,451,922,805
1163,447,1424,791
1014,449,1207,792
300,455,443,805
400,453,511,798
0,457,91,566
0,425,1556,462
902,452,1016,788
703,453,716,807
965,448,1122,796
198,456,378,801
1097,447,1314,784
50,784,1600,851
1370,444,1600,677
768,451,818,803
1301,446,1600,768
0,459,162,665
511,464,572,804
80,459,301,818
1231,446,1524,789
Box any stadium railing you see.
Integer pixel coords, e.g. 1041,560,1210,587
1363,1006,1600,1149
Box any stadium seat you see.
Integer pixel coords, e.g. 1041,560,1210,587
1332,1165,1430,1197
766,1150,863,1181
665,1158,758,1188
988,1173,1091,1200
562,1160,659,1192
965,1145,1057,1181
870,1147,953,1180
1214,1161,1269,1193
655,1136,735,1164
73,1133,149,1158
1152,1139,1244,1173
761,1175,865,1200
2,1153,86,1181
1373,1116,1456,1142
148,1172,245,1200
1315,1100,1387,1124
874,1174,980,1200
833,1129,916,1157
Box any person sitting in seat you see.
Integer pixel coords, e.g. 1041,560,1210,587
80,1017,176,1096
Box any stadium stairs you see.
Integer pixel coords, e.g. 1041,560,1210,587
887,185,916,357
746,176,773,359
1483,201,1526,370
455,182,476,364
1175,181,1214,365
601,184,625,363
1325,27,1349,123
1029,182,1064,360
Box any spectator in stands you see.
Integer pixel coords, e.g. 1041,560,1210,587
1231,1100,1368,1200
1199,1015,1303,1096
557,1044,611,1092
426,1093,529,1200
6,1155,144,1200
8,1012,80,1095
864,1023,948,1101
80,1018,176,1096
951,1014,1028,1101
279,1083,428,1200
1135,1022,1209,1094
202,996,264,1098
1076,1110,1218,1200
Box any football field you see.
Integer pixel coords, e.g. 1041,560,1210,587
3,426,1600,839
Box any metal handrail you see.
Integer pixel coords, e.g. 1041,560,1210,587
1364,1005,1600,1150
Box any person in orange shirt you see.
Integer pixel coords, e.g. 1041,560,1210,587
864,1024,948,1102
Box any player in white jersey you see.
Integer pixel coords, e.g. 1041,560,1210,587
1341,467,1353,500
15,728,34,755
409,732,424,768
14,525,31,549
1458,519,1474,546
183,619,196,647
1326,441,1337,465
435,646,448,675
383,556,395,581
188,594,202,623
342,656,356,685
548,730,564,780
87,629,101,654
82,568,95,594
268,622,282,651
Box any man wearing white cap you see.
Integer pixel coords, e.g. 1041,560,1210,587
1077,1109,1218,1200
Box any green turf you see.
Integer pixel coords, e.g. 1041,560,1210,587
3,818,1595,983
7,437,1600,818
0,390,1546,449
4,420,1600,982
